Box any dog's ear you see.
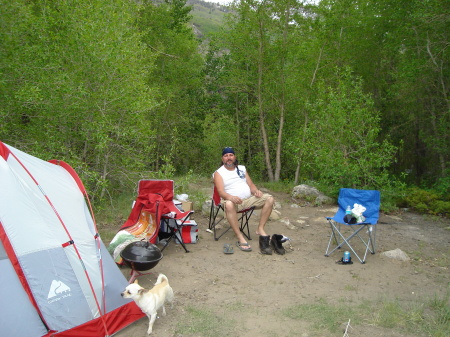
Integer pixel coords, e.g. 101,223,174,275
138,288,146,296
134,279,139,285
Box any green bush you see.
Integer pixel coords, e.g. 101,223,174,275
403,187,450,217
433,173,450,199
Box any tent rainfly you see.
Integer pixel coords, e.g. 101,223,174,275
0,141,144,337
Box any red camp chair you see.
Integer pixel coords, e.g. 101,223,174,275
137,179,194,253
208,186,254,241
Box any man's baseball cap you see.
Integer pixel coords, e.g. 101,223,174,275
222,147,235,156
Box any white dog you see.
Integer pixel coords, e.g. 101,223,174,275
121,274,174,335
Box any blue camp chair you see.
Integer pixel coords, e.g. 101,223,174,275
325,188,381,264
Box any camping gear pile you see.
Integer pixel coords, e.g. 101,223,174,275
108,208,159,265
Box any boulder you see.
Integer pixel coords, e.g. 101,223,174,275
269,209,281,221
202,199,212,215
381,248,410,261
291,184,333,206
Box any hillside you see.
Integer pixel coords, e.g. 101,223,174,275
187,0,230,38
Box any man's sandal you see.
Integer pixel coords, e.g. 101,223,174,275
236,242,252,252
223,243,234,254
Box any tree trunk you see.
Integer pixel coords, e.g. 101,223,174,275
257,18,274,181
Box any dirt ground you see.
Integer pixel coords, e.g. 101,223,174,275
113,187,450,337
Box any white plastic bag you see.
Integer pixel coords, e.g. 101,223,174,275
351,203,366,223
176,194,189,201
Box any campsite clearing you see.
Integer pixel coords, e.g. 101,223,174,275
113,186,450,337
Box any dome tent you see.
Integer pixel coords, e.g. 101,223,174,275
0,141,144,337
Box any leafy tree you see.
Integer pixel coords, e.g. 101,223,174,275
212,0,316,181
1,0,158,200
136,0,204,174
303,67,397,189
313,0,449,187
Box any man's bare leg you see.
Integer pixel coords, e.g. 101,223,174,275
224,200,251,249
256,196,274,236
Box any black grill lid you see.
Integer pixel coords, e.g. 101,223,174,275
120,240,163,263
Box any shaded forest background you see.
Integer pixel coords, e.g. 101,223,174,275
1,0,448,213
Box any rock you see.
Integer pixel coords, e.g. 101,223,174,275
202,200,212,215
292,184,321,197
286,222,298,230
270,209,281,220
279,217,297,230
381,248,410,261
280,217,290,224
202,199,225,218
291,184,333,206
315,194,334,205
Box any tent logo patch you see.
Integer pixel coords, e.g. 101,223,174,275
47,280,71,303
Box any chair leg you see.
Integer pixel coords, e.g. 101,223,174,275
160,231,190,253
160,219,190,253
214,226,231,241
209,204,228,241
212,207,229,241
209,204,254,242
208,201,218,231
128,269,155,284
174,219,191,253
325,220,373,263
239,208,253,241
361,225,376,262
213,208,253,241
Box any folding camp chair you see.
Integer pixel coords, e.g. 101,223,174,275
138,179,194,253
325,188,380,264
208,186,254,241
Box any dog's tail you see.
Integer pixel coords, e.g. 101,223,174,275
155,273,169,285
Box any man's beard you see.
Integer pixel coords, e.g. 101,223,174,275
224,161,235,168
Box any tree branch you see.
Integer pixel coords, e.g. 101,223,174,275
148,45,180,58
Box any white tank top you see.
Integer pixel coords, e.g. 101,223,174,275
216,165,251,199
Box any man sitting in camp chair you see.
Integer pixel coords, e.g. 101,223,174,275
213,147,275,254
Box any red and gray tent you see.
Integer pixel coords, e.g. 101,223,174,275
0,141,144,337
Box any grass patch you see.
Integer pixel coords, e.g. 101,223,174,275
344,284,357,291
175,305,236,337
95,190,136,243
283,294,450,337
259,180,295,194
283,298,360,334
408,240,450,269
173,173,211,210
370,300,423,329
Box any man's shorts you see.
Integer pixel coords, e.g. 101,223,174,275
222,193,273,212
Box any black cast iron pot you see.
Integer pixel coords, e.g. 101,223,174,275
120,240,163,271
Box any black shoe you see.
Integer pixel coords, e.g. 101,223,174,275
270,234,286,255
259,235,272,255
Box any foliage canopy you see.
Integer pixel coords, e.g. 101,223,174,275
1,0,448,207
